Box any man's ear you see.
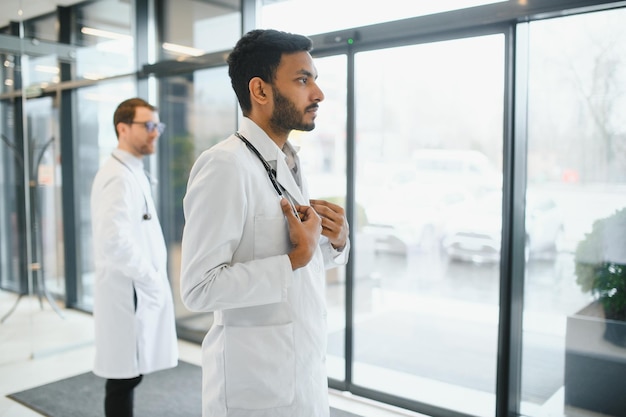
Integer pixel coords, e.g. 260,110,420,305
116,122,128,138
249,77,270,105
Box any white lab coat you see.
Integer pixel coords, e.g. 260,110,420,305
180,118,348,417
90,149,178,379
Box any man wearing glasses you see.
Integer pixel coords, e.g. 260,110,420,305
90,98,177,417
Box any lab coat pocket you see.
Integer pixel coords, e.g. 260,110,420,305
224,322,295,410
254,216,290,258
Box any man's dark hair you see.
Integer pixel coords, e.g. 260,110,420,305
227,29,313,116
113,97,157,138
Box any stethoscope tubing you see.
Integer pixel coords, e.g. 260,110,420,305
235,132,300,219
235,132,284,197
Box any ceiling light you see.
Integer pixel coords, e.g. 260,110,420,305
81,27,132,41
162,42,205,57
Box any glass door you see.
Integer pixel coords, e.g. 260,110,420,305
24,95,65,301
353,35,505,417
520,8,626,417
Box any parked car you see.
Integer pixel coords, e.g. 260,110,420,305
441,190,564,263
360,164,472,255
412,149,501,192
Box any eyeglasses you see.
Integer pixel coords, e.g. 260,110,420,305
128,120,166,135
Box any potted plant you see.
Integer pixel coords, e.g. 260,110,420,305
574,207,626,346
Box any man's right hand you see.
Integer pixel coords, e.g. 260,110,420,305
281,198,321,270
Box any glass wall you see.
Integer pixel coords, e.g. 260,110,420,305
73,0,134,80
161,0,241,60
352,35,504,416
157,66,237,340
23,95,64,297
521,8,626,417
289,55,349,381
74,78,137,308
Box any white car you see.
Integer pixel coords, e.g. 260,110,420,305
441,191,564,263
360,165,472,255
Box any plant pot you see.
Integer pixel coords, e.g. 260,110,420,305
602,304,626,347
565,301,626,415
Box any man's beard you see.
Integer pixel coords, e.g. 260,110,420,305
269,87,316,133
134,141,155,156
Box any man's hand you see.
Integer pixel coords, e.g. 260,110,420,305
281,198,322,270
310,199,349,251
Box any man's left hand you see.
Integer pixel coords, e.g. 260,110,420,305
310,199,349,251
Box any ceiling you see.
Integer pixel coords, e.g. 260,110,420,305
0,0,84,30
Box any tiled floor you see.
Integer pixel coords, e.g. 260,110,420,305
0,291,421,417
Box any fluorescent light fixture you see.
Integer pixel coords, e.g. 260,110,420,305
81,27,132,41
162,42,205,57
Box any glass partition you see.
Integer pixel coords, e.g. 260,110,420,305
353,35,504,416
73,0,134,80
23,95,64,297
74,78,137,308
156,66,237,341
521,8,626,417
288,54,348,381
161,0,241,60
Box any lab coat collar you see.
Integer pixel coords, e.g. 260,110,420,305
112,148,144,171
237,118,305,205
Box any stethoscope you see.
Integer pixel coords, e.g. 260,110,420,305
111,154,152,221
235,132,299,218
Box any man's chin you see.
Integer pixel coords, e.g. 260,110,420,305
140,146,156,155
296,122,315,132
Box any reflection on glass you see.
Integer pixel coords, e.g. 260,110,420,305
523,8,626,417
354,35,504,416
261,0,506,35
162,0,241,60
289,55,348,381
75,78,136,308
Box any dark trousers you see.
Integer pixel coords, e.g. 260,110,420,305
105,375,143,417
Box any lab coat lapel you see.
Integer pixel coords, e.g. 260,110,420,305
239,121,305,205
274,151,305,205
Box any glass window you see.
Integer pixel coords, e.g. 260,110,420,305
288,55,348,381
74,77,137,308
353,35,504,416
261,0,506,36
157,67,238,341
24,55,60,89
73,0,134,80
161,0,241,60
24,96,64,297
522,8,626,417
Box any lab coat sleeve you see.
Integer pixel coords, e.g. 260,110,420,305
93,173,159,284
320,236,350,269
180,148,293,313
